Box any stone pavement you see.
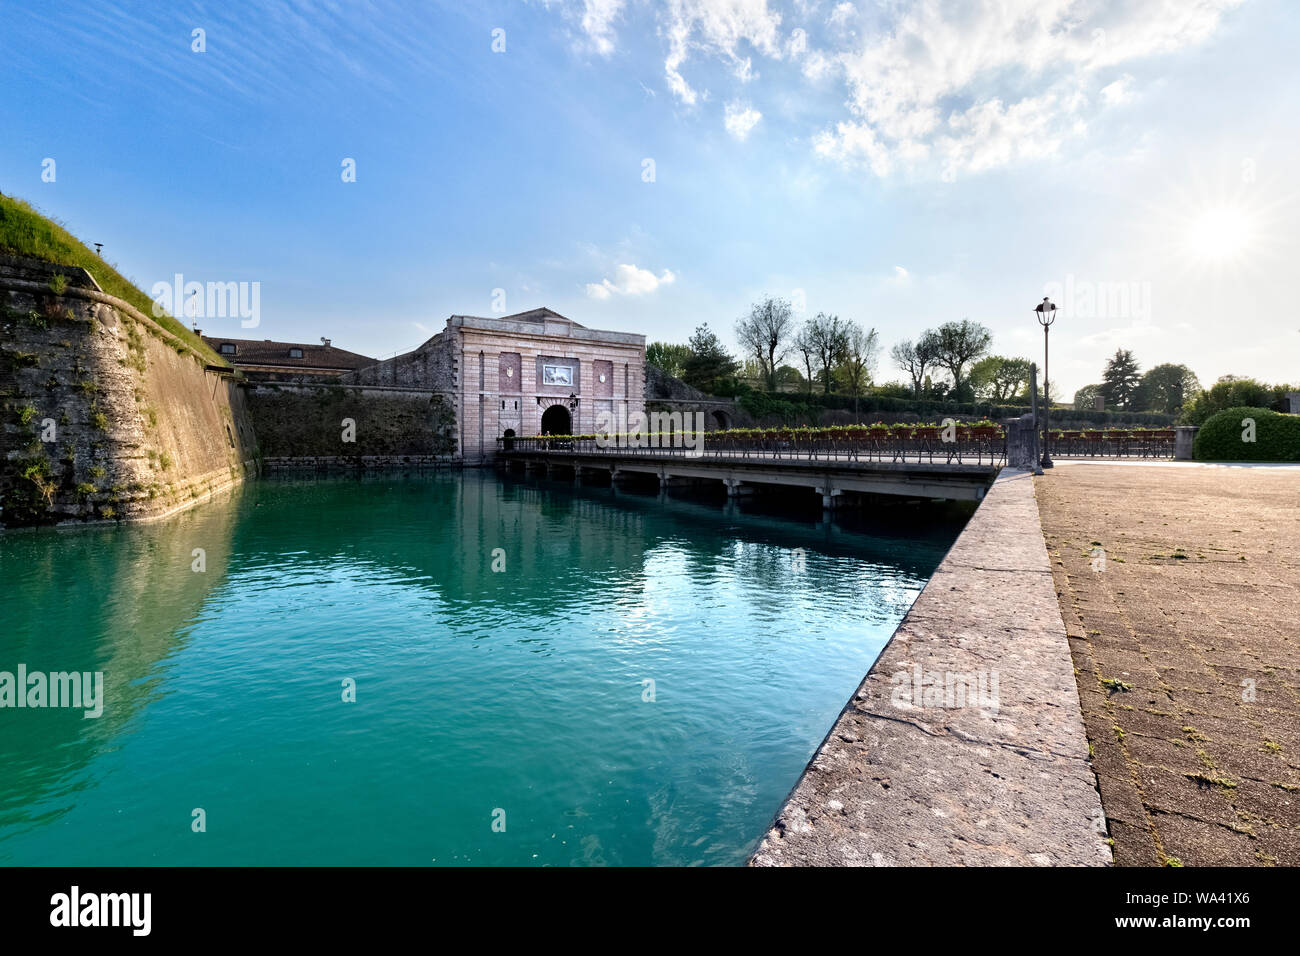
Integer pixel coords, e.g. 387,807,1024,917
750,469,1109,866
1036,461,1300,865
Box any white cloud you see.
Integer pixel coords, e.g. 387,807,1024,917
724,100,763,139
801,49,834,82
814,120,891,175
661,0,784,105
815,0,1244,178
1100,74,1135,106
547,0,1243,177
586,263,677,299
579,0,626,56
827,3,855,29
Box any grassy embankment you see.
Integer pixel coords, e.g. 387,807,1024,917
0,193,223,365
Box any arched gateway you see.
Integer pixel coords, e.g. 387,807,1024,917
540,405,571,435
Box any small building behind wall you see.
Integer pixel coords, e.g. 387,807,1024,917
199,335,376,383
342,308,646,463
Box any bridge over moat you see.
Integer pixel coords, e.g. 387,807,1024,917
495,436,1006,506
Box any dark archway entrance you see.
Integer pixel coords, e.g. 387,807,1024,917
711,409,731,430
540,405,571,435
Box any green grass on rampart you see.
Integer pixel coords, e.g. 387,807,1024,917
0,193,222,364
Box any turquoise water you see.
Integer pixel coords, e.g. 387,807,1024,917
0,471,963,866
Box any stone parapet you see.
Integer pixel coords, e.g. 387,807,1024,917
749,468,1109,866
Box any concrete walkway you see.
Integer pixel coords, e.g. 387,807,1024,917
750,469,1110,866
1037,462,1300,866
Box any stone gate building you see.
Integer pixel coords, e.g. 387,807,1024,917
342,308,646,462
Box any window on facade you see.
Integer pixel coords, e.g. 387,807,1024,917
542,364,572,386
220,343,236,355
288,348,304,358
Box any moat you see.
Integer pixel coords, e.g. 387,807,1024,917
0,471,966,866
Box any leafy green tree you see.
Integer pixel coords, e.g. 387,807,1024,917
646,341,691,379
933,319,992,398
1136,363,1201,414
680,323,737,395
1073,384,1103,411
1100,348,1142,409
970,356,1031,402
774,364,805,392
1181,376,1293,425
1014,378,1057,407
871,381,913,399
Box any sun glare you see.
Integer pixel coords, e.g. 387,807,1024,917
1184,204,1256,264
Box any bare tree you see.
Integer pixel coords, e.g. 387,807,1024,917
841,321,880,416
735,297,795,392
890,330,942,396
804,312,849,395
793,324,817,400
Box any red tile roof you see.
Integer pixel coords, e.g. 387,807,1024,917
200,336,376,371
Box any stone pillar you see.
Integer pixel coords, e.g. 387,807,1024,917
821,487,842,511
723,478,752,497
1003,414,1039,472
1175,426,1198,460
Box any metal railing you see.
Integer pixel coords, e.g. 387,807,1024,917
498,429,1008,467
1045,429,1176,459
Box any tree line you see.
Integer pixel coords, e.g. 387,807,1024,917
648,297,1292,424
648,297,1038,410
1077,349,1294,422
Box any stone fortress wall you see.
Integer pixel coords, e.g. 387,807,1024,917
0,256,257,528
3,265,651,523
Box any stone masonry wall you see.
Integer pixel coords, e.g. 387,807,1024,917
244,383,456,459
0,258,258,528
342,334,457,390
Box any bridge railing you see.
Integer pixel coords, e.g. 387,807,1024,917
498,428,1007,466
1045,429,1176,459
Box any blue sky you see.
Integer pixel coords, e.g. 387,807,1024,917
2,0,1297,394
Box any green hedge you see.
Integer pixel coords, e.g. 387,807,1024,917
1193,406,1300,462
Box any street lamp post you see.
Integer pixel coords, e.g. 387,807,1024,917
1035,297,1057,469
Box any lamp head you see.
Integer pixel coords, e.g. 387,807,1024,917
1035,296,1057,327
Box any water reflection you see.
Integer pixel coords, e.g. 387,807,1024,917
0,470,965,865
0,494,239,831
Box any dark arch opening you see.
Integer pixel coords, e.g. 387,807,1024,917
540,405,571,435
710,409,731,430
